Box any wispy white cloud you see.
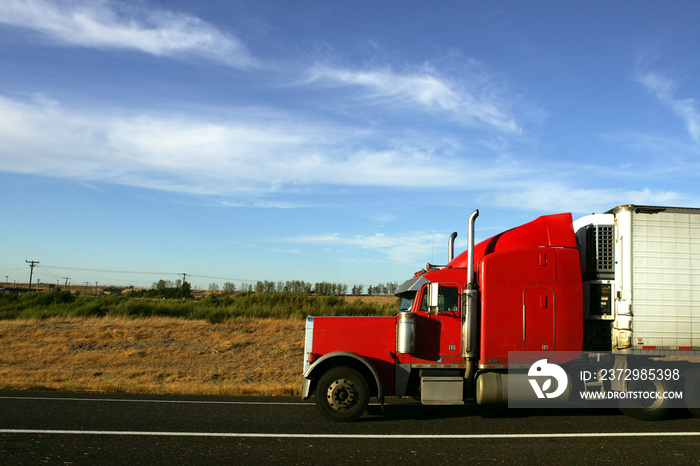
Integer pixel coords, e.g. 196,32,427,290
308,65,521,134
287,231,448,265
637,71,700,142
600,131,700,171
266,248,302,255
0,94,521,195
0,0,253,67
485,183,696,215
0,93,691,218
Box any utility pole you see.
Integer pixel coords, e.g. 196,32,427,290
180,273,188,298
26,260,39,292
63,277,70,288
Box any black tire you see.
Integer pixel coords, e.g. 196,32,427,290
619,369,674,421
315,366,370,422
684,372,700,418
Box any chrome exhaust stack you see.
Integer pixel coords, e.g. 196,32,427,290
466,210,479,290
447,232,458,262
463,209,479,361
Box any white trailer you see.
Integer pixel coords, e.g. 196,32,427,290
575,205,700,352
573,205,700,419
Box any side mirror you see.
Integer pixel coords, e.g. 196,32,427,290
427,282,439,315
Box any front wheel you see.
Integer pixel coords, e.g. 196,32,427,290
315,366,370,422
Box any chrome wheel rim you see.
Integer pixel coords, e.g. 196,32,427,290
326,378,359,411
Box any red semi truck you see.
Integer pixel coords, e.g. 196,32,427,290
302,205,700,421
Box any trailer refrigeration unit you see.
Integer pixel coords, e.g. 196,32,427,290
302,205,700,421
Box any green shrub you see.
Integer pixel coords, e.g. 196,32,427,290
0,289,398,322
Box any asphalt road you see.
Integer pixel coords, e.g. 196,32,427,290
0,390,698,464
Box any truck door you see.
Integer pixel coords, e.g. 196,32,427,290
414,284,462,360
523,287,554,357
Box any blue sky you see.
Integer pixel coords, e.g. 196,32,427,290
2,0,700,289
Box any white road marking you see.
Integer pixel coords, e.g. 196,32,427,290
1,429,698,439
0,396,309,406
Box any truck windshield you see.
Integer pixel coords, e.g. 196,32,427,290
398,292,416,312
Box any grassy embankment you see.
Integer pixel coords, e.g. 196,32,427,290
0,290,397,396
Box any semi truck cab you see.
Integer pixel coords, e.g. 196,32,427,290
302,206,700,421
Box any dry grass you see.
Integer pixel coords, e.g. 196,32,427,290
342,295,397,306
0,317,305,396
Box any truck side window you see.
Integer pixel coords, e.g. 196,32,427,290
419,285,460,314
441,286,459,313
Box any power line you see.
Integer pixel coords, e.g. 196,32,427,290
40,265,260,283
188,274,257,283
36,265,63,280
0,267,25,273
41,265,178,276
